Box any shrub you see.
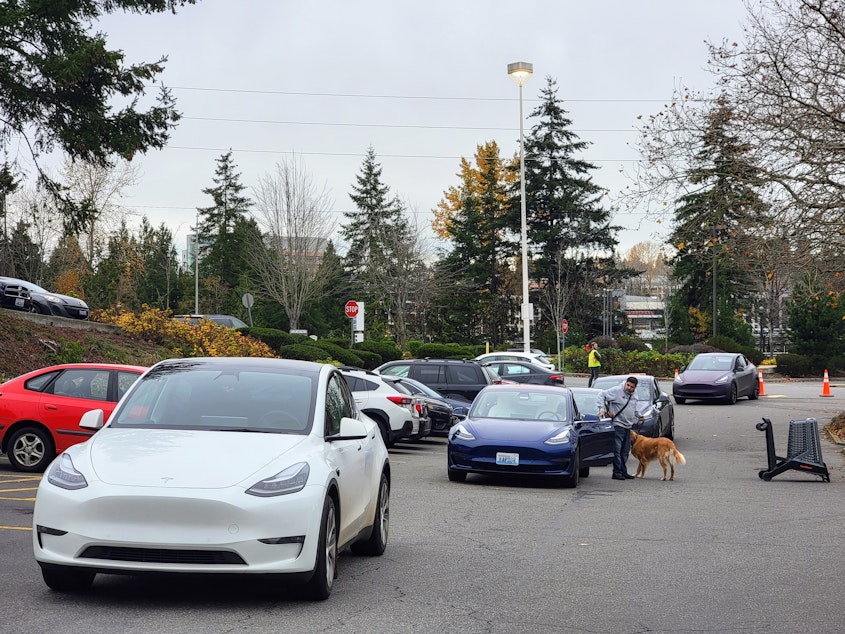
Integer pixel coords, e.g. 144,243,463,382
415,342,475,358
352,349,382,370
774,353,812,377
616,335,650,352
244,327,301,351
356,340,402,363
309,340,365,367
278,344,335,363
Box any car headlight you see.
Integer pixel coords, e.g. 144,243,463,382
47,454,88,490
246,462,310,497
674,375,683,384
450,423,475,441
715,374,730,384
44,294,63,304
545,428,572,445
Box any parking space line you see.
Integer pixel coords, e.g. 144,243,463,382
0,476,42,483
0,487,38,493
0,496,36,501
0,525,32,531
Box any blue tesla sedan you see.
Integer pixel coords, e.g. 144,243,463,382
447,384,614,487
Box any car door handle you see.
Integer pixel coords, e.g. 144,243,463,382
45,404,58,411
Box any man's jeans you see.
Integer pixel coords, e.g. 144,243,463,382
612,424,632,476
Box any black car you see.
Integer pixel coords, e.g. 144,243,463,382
386,376,470,435
0,277,32,312
591,374,675,439
1,277,88,320
375,358,502,402
481,360,565,386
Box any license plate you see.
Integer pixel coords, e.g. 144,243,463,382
496,452,519,466
15,298,24,307
79,309,88,317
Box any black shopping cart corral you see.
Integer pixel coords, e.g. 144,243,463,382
756,417,830,482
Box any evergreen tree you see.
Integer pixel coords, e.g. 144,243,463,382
521,76,625,344
83,222,140,310
341,147,414,336
196,151,258,313
137,219,180,310
667,101,767,344
433,142,518,345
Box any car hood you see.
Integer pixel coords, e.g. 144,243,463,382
466,418,569,442
680,369,730,383
85,428,309,488
36,291,88,308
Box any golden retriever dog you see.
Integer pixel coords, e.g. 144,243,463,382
629,431,686,481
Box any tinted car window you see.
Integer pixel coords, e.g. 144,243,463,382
379,363,411,378
415,364,445,383
446,364,479,384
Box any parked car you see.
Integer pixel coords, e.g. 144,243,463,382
172,314,249,328
0,276,33,312
591,374,675,439
385,376,470,435
569,386,605,421
32,357,390,599
475,350,556,371
1,277,88,319
672,352,759,405
0,363,146,472
376,358,504,402
481,360,564,386
339,367,430,446
447,384,614,487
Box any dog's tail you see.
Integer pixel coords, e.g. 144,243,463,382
672,448,686,465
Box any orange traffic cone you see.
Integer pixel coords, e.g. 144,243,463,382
674,368,679,379
821,369,833,397
758,369,766,397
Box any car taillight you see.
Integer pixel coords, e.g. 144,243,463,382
386,395,412,406
414,402,423,414
549,374,564,382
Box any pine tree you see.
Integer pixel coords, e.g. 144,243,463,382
667,101,767,344
196,151,257,310
434,142,518,345
521,76,624,345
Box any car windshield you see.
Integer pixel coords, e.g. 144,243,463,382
111,361,317,434
687,355,734,371
471,390,570,422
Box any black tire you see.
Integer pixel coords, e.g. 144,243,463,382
303,495,338,601
447,468,467,482
666,419,675,441
674,396,686,405
7,426,54,472
578,466,590,478
749,383,760,400
726,384,738,405
40,564,95,592
561,450,580,488
351,473,389,556
368,413,393,448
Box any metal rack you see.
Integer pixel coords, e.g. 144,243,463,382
756,417,830,482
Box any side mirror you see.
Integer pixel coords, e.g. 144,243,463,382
329,416,368,441
80,409,105,430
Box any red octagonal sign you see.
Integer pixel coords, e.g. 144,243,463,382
345,300,359,318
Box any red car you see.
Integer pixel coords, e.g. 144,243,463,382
0,363,147,472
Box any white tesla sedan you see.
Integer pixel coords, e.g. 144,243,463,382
33,357,390,600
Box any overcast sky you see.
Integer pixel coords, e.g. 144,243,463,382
91,0,749,258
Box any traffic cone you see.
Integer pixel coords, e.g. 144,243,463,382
821,369,833,397
758,369,766,397
674,368,679,379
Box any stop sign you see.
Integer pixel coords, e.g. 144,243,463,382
561,319,569,333
344,300,359,318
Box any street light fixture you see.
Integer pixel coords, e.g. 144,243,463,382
508,61,533,353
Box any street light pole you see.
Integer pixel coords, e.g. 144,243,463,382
508,61,533,354
194,214,199,315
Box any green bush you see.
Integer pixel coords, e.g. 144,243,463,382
407,340,423,357
415,342,475,359
309,340,365,367
244,327,302,351
278,344,335,363
774,353,812,377
356,340,402,363
352,349,382,370
616,335,650,352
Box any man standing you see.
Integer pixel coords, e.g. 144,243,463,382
587,342,601,387
596,376,652,480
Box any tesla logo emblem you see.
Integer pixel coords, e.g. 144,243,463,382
161,477,174,485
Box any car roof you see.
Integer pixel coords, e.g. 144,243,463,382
478,383,570,395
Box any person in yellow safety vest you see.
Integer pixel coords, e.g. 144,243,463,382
587,341,601,387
